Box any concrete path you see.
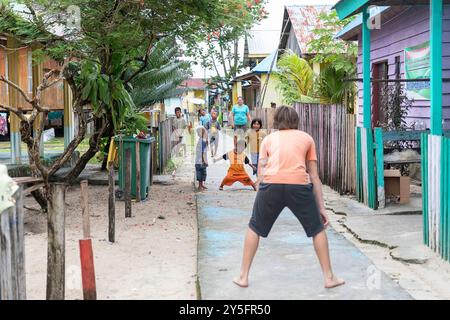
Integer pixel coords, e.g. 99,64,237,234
196,132,412,300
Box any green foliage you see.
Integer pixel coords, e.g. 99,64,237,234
379,83,413,131
275,51,318,104
186,0,268,96
122,112,148,136
73,59,134,131
129,38,192,109
314,64,356,111
308,10,358,76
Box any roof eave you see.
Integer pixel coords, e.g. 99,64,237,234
333,0,371,20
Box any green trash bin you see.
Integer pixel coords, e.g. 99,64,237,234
115,135,155,200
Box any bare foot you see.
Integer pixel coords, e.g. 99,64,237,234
233,276,248,288
201,186,208,190
324,275,345,289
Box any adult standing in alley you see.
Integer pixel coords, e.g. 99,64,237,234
230,97,252,138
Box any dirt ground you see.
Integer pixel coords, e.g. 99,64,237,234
23,169,198,300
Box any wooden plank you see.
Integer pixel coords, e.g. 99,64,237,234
79,239,97,300
125,148,132,218
12,177,43,184
80,181,90,239
46,183,66,300
135,141,141,202
108,161,115,243
421,133,429,245
0,207,13,300
23,183,45,196
8,195,19,299
382,130,429,142
375,128,385,209
14,188,26,300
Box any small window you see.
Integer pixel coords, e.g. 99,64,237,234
27,51,33,93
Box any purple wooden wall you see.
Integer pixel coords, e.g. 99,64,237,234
356,5,450,130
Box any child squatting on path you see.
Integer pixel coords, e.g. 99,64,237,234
195,126,209,191
214,136,257,191
233,106,345,289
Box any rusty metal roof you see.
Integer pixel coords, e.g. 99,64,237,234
279,5,332,55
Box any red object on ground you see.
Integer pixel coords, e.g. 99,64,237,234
79,239,97,300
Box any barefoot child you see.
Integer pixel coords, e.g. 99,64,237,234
233,106,345,289
195,126,209,191
245,119,266,176
172,107,192,156
205,109,221,157
214,136,257,191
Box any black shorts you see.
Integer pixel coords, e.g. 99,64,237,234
249,183,324,238
195,164,207,182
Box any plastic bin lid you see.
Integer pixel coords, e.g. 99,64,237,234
114,135,155,143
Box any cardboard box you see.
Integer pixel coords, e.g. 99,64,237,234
384,169,410,204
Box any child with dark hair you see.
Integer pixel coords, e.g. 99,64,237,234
172,107,191,156
195,126,209,191
233,106,345,289
214,136,256,191
205,109,221,157
245,118,267,176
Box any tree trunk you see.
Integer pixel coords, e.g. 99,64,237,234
31,189,48,211
64,118,111,184
46,183,67,300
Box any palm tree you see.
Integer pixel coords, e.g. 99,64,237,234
315,64,356,112
129,38,192,109
276,50,318,104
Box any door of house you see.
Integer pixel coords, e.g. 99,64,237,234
372,61,389,128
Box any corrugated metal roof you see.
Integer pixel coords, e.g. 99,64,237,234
181,78,207,90
246,30,281,56
284,5,331,54
252,51,278,74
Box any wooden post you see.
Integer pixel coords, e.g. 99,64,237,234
375,128,385,209
79,239,97,300
135,141,141,202
108,161,115,243
80,181,90,238
0,206,13,300
14,188,26,300
430,0,443,136
46,183,67,300
125,148,132,218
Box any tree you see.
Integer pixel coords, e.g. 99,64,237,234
308,10,358,110
275,50,317,105
129,37,192,109
0,0,255,209
186,0,268,104
308,10,357,77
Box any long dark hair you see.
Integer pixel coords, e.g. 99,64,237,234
250,118,263,129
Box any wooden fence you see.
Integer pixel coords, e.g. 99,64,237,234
294,103,356,195
252,104,356,195
250,108,276,130
157,117,175,174
422,133,450,262
0,187,26,300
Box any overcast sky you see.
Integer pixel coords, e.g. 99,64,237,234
191,0,338,78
